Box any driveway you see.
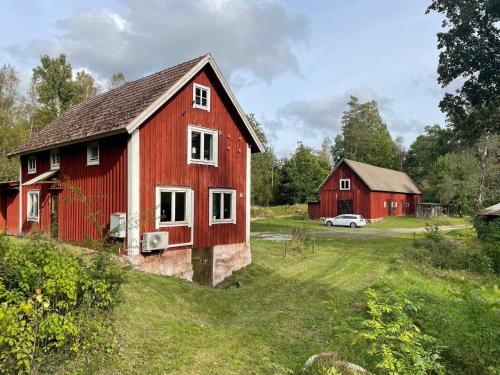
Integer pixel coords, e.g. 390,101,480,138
252,224,471,241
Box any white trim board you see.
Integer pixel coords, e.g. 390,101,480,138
125,54,264,154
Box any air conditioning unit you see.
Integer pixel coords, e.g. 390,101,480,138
110,212,126,238
142,232,169,252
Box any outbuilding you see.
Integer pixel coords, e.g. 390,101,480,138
308,159,423,221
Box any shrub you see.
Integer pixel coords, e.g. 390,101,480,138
409,225,495,274
361,287,444,375
0,233,127,374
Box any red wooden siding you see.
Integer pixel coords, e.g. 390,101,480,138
0,189,19,235
139,65,249,248
308,202,320,219
310,161,423,220
20,134,128,242
318,163,372,218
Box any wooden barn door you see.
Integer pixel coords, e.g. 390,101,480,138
337,200,353,215
192,247,213,286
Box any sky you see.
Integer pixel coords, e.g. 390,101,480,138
0,0,451,156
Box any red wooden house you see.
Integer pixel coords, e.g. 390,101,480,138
308,159,422,221
5,54,264,286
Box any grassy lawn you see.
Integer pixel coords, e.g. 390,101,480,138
58,226,498,375
369,215,469,228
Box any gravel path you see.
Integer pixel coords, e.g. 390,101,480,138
252,224,471,241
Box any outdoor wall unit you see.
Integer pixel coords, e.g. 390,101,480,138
142,232,169,252
110,212,127,238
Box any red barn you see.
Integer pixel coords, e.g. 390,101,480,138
308,159,422,221
6,54,264,286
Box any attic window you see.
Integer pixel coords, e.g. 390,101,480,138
50,149,60,170
193,83,210,111
27,155,36,174
87,141,99,166
339,179,350,190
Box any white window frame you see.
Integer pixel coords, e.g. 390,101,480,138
50,149,60,170
339,178,350,190
209,188,236,226
187,125,218,166
27,190,40,222
155,186,193,229
27,155,36,174
86,141,100,166
405,202,410,208
384,201,387,208
193,83,210,111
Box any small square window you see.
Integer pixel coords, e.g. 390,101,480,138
209,189,236,225
156,187,192,228
193,83,210,111
339,179,350,190
188,125,218,166
87,141,99,165
27,155,36,174
405,202,410,208
27,190,39,222
50,149,60,170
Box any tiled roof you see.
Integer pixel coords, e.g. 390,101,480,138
10,55,206,155
319,159,422,194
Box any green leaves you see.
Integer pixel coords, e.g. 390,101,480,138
361,287,445,375
0,234,126,374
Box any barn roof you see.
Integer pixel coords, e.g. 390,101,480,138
478,203,500,216
10,54,264,156
319,159,422,194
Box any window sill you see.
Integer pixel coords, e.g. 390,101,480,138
193,104,210,111
157,222,190,228
27,171,36,175
211,220,236,225
50,166,60,171
189,159,217,167
86,162,100,166
27,218,39,222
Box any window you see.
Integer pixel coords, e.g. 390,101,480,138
339,178,350,190
209,189,236,225
155,187,192,228
50,149,60,170
384,201,387,208
87,141,99,165
188,125,218,166
27,155,36,174
193,83,210,111
27,191,39,222
405,202,410,208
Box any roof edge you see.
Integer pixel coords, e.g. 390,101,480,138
125,53,265,153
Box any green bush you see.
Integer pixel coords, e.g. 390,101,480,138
0,234,126,374
409,225,495,274
361,287,444,375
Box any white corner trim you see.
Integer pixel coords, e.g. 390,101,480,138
246,145,251,243
127,129,140,255
18,163,22,235
125,54,264,154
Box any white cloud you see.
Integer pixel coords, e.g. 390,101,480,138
5,0,308,84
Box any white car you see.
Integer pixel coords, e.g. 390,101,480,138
324,214,367,228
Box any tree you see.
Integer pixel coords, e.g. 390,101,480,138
394,136,406,171
331,96,399,169
75,70,99,102
109,72,126,90
404,125,455,183
317,136,333,169
275,143,330,204
423,153,479,215
247,114,277,206
0,64,20,120
427,0,500,208
32,54,80,119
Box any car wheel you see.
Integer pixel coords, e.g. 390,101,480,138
326,221,333,227
350,222,357,228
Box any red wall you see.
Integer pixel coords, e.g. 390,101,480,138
318,163,372,218
139,66,249,248
0,189,19,235
312,161,423,220
20,134,128,242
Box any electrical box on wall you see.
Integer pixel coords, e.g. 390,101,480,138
110,212,127,238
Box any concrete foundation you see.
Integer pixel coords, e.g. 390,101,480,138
127,247,194,281
212,242,251,286
126,242,251,286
